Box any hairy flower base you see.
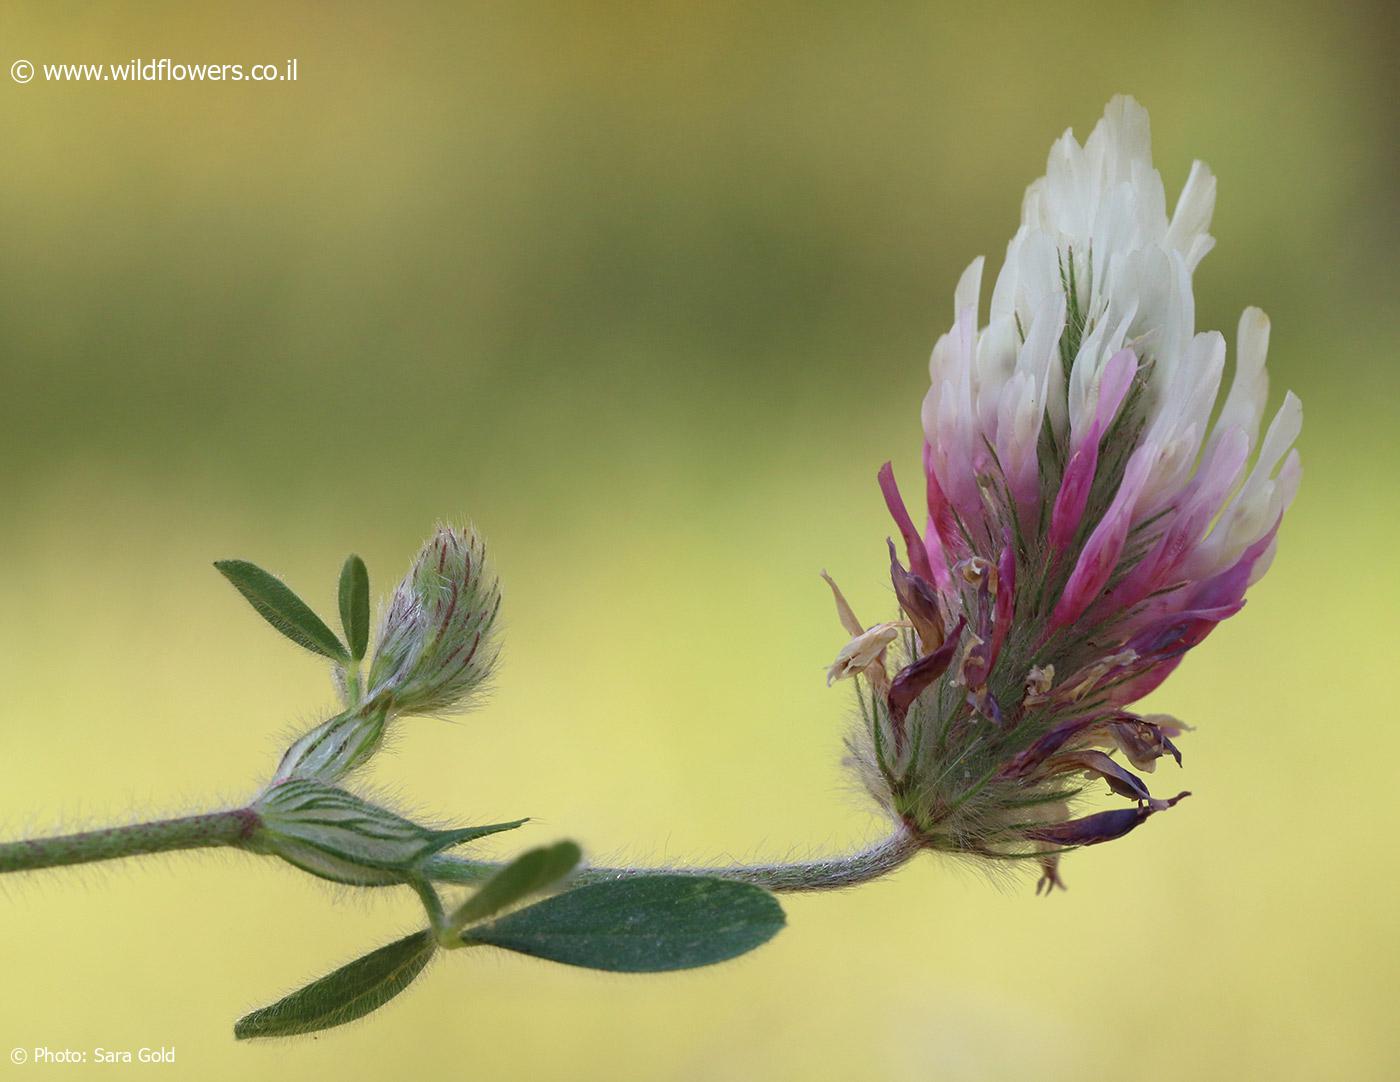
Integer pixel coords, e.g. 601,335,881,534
838,567,1195,889
843,631,1192,890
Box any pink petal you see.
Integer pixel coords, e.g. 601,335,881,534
1049,349,1138,553
879,461,934,582
1051,441,1156,630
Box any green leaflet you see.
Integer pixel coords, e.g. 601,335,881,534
338,554,371,661
462,875,786,972
214,559,349,662
234,930,435,1039
450,840,581,929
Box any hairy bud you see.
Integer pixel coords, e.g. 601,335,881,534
367,525,501,716
250,779,523,886
273,702,390,784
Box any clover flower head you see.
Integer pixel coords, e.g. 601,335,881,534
831,96,1301,889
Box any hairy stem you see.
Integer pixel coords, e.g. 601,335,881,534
0,812,921,894
0,809,258,875
422,827,923,893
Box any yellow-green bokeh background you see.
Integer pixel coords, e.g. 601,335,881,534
2,3,1396,1079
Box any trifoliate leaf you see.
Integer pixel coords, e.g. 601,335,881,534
234,930,435,1039
337,554,371,662
450,841,581,930
214,559,349,662
462,875,785,972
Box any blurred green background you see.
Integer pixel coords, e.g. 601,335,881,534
2,2,1396,1079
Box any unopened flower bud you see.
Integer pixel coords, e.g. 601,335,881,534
249,779,521,886
273,702,390,784
367,525,501,716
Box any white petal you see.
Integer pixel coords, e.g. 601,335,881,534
954,256,985,323
1196,392,1303,574
1139,332,1225,512
1165,160,1217,270
1211,307,1271,453
996,294,1065,504
1246,449,1302,585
